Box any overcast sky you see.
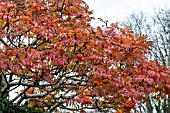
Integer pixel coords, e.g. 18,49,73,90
85,0,170,26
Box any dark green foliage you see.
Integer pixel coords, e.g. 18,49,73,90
0,97,42,113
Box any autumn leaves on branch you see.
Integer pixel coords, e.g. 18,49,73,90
0,0,170,112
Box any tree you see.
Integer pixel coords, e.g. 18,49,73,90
0,0,170,112
152,8,170,67
123,11,151,36
123,8,170,113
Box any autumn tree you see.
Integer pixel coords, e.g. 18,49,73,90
0,0,170,112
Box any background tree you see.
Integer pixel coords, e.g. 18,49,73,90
123,7,170,113
123,11,151,36
0,0,170,113
152,8,170,67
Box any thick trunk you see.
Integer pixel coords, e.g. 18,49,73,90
0,76,2,97
0,75,7,97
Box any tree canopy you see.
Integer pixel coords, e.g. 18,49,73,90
0,0,170,112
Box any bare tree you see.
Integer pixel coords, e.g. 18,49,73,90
123,11,151,36
152,8,170,67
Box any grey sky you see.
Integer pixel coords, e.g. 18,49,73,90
85,0,170,26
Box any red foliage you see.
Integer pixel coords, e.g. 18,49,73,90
0,0,169,112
